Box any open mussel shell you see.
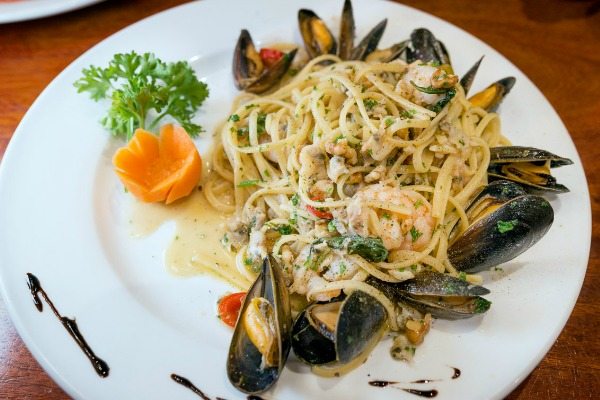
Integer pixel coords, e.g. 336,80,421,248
245,48,298,94
299,9,337,59
488,146,574,193
450,180,528,241
233,29,263,90
448,194,554,273
367,271,491,320
292,291,387,367
365,40,408,63
406,28,451,66
468,77,516,111
227,257,292,394
459,56,484,95
350,19,388,61
338,0,355,60
232,29,297,94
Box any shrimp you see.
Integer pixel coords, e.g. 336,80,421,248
346,183,435,251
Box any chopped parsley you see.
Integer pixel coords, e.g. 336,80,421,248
237,179,260,188
385,117,394,127
414,199,423,208
381,212,391,220
291,193,300,206
474,297,492,314
244,257,253,266
327,220,337,232
400,109,417,119
277,224,293,235
364,98,378,111
228,114,240,122
245,103,257,110
458,272,467,281
410,226,422,242
256,113,267,134
339,262,347,275
497,219,518,233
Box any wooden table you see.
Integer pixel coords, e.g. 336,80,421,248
0,0,598,398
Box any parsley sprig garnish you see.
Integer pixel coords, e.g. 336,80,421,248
74,51,209,140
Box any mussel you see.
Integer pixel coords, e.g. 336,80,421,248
291,290,387,375
488,146,574,193
298,9,337,58
468,77,516,112
227,257,292,394
366,271,491,320
459,56,484,95
299,0,387,61
405,28,452,67
232,29,297,94
448,180,554,273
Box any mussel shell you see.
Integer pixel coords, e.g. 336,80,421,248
458,180,527,231
335,291,386,363
394,291,491,320
291,307,337,365
459,56,484,95
245,49,298,94
448,195,554,273
227,257,292,394
233,29,262,90
291,291,387,366
366,272,491,320
406,28,451,65
468,77,515,111
488,146,573,193
365,41,408,63
489,146,573,168
298,9,337,59
395,270,490,297
350,19,387,61
338,0,355,60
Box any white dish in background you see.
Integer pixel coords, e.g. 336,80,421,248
0,0,104,24
0,0,591,399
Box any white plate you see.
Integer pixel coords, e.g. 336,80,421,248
0,0,104,24
0,0,591,399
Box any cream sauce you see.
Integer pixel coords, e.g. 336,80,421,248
129,188,252,290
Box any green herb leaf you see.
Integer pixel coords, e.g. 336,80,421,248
410,80,450,94
410,226,422,242
364,98,378,111
75,51,209,140
277,225,293,235
320,235,388,262
228,114,240,122
474,297,492,314
290,193,300,206
237,179,260,188
497,219,518,233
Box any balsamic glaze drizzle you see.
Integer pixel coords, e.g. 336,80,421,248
26,273,109,377
402,388,438,398
369,380,397,387
451,367,461,379
368,366,459,397
171,374,212,400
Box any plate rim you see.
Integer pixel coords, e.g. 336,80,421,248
0,0,592,399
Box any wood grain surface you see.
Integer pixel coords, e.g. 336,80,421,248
0,0,598,398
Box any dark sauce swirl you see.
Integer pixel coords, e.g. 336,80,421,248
403,388,438,398
171,374,212,399
26,273,109,377
451,367,461,379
